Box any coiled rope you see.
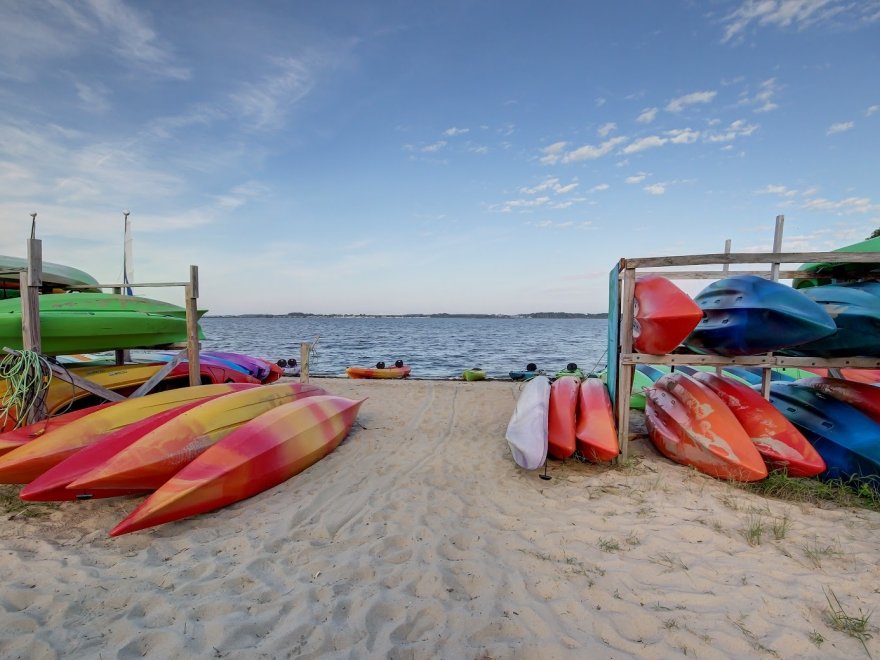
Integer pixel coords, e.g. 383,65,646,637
0,350,53,428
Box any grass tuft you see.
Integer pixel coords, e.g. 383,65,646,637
824,587,874,656
0,485,58,518
740,471,880,513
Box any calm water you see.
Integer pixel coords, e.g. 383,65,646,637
200,317,609,379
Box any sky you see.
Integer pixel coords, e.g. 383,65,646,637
0,0,878,315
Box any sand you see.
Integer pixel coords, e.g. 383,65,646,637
0,377,878,659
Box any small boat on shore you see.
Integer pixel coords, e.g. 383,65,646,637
346,361,411,379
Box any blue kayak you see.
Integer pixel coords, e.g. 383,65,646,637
782,284,880,357
684,275,836,357
768,382,880,491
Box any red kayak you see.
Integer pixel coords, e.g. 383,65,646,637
575,379,619,462
110,395,364,536
548,376,579,459
692,372,824,477
645,372,767,481
633,276,703,355
796,377,880,423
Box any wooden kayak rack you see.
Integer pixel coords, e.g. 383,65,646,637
4,236,202,424
609,217,880,462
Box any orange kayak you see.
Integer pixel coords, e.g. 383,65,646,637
796,377,880,423
548,376,579,459
346,365,411,379
645,372,767,481
633,276,703,355
69,382,326,491
0,383,256,484
575,379,619,462
692,372,824,477
110,395,364,536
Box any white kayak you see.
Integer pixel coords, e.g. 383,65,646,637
505,375,550,470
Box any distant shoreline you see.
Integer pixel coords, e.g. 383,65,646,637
206,312,609,319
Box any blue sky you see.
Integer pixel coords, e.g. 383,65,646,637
0,1,878,315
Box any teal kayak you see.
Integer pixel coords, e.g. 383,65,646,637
0,254,101,298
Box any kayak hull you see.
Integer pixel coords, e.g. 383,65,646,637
633,276,702,354
645,372,767,481
110,395,364,536
548,376,579,459
505,376,550,470
575,379,619,462
346,366,411,379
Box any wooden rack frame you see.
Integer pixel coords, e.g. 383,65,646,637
7,237,202,424
610,249,880,462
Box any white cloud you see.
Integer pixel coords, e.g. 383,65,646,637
636,107,658,123
74,81,111,113
739,77,781,112
625,173,648,184
666,91,717,112
827,121,854,135
756,184,798,197
588,183,609,193
595,97,606,108
666,128,700,144
230,56,313,130
519,177,578,195
421,141,447,153
469,145,488,155
444,127,469,136
867,105,880,117
705,119,758,142
644,183,666,195
539,141,567,165
597,122,617,137
561,136,627,163
802,196,877,214
621,136,667,154
494,196,551,213
721,0,880,43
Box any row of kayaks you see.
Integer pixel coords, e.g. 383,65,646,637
508,366,880,491
634,275,880,358
506,374,619,470
0,351,285,432
0,382,364,535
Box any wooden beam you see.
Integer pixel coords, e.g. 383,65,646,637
625,251,880,268
616,268,636,461
65,281,190,289
621,353,880,368
634,269,825,280
130,350,186,398
300,342,311,383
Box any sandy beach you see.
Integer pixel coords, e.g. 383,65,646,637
0,377,878,659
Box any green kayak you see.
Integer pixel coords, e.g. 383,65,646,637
463,368,486,381
793,235,880,289
0,293,205,355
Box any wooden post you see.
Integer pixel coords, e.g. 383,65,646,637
616,266,636,461
716,239,731,377
21,238,42,353
185,265,201,387
761,216,785,399
300,342,311,383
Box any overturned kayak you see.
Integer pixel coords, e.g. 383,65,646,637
684,275,836,356
575,378,619,462
633,276,703,354
645,372,767,481
783,284,880,357
505,375,550,470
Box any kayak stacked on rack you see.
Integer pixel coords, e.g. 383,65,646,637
0,254,101,299
0,292,206,355
0,382,364,534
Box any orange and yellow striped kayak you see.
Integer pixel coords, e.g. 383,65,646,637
346,365,411,379
0,383,257,484
69,382,326,491
110,395,364,536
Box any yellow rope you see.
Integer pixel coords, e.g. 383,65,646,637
0,350,52,428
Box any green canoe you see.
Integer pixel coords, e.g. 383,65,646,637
0,293,205,355
0,254,101,298
793,236,880,289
